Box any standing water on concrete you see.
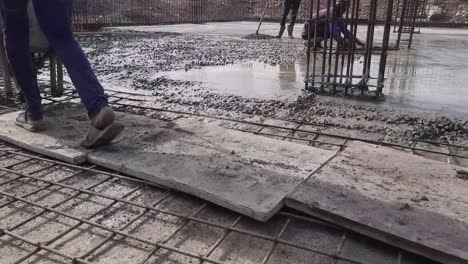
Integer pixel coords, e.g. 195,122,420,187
384,29,468,116
136,23,468,116
156,61,306,100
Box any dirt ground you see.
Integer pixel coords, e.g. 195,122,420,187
65,30,468,146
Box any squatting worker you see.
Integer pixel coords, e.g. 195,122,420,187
277,0,302,39
301,0,365,49
0,0,124,148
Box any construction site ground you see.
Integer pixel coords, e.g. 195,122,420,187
76,22,468,146
1,22,468,264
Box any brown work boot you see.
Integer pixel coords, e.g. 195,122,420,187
276,26,286,38
15,112,46,132
287,25,295,39
81,106,125,148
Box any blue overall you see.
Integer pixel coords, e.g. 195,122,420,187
327,7,351,42
302,7,352,42
0,0,108,121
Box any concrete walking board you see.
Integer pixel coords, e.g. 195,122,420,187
287,141,468,264
89,115,335,221
0,104,92,164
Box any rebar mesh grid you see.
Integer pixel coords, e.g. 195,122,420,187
0,141,440,264
0,69,465,264
1,85,467,165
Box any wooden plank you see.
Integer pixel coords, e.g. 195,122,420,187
89,114,335,222
287,141,468,264
0,104,92,164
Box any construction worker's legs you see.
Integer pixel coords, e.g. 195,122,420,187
33,0,108,119
289,0,302,28
0,0,43,121
280,0,293,27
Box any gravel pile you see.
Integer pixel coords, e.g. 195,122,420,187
241,33,277,40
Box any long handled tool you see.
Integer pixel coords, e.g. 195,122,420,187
256,0,272,35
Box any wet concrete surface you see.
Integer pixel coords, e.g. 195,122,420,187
52,22,468,145
124,23,468,115
384,28,468,116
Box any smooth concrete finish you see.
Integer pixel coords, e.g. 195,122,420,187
287,141,468,264
0,104,92,164
89,114,335,221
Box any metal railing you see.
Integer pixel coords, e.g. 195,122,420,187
71,0,468,31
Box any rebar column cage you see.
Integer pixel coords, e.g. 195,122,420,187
304,0,394,97
394,0,424,48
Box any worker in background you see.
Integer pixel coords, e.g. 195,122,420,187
302,0,365,49
277,0,302,39
0,0,124,148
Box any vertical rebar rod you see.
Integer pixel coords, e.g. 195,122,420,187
305,0,315,90
408,0,420,48
395,0,408,48
361,0,377,93
327,0,337,93
377,0,394,96
393,0,402,33
320,0,331,92
338,0,352,89
326,0,336,90
346,0,360,90
312,0,321,89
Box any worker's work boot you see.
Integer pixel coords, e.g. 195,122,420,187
287,25,295,39
15,112,46,132
81,106,125,148
276,26,286,38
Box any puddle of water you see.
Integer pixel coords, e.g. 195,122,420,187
158,61,306,100
156,27,468,116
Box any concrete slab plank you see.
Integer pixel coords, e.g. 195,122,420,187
287,141,468,264
0,104,92,164
89,114,335,221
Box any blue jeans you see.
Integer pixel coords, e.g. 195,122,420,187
0,0,108,121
